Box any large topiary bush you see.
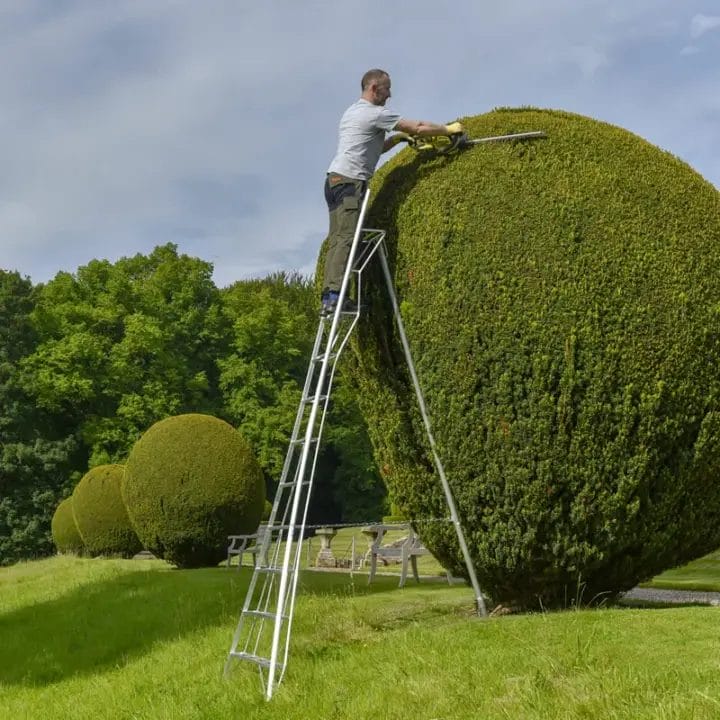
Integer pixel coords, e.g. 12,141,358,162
72,464,142,557
122,413,265,568
347,107,720,608
51,496,85,555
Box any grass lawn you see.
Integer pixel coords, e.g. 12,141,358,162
642,550,720,592
1,556,720,719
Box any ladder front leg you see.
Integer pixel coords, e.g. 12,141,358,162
411,554,420,584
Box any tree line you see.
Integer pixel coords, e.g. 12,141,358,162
0,243,385,565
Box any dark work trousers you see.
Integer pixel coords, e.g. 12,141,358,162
322,173,366,294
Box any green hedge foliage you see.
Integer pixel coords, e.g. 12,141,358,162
51,496,84,555
348,107,720,608
122,413,265,568
72,464,142,557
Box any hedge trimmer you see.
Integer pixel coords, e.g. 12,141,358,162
412,130,546,155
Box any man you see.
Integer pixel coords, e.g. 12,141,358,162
321,68,463,314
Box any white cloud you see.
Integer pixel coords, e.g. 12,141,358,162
0,0,716,286
680,45,700,56
564,45,610,78
690,14,720,38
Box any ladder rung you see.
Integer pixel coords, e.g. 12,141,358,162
278,479,311,488
290,436,320,446
256,565,294,575
265,524,305,532
229,651,284,670
313,352,337,362
303,394,328,403
260,523,306,533
244,609,288,621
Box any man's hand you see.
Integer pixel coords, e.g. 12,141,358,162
391,132,417,147
444,121,464,135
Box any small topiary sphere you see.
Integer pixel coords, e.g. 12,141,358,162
347,107,720,609
72,464,142,557
122,413,265,568
51,496,85,555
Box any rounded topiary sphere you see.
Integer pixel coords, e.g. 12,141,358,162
51,496,85,555
72,464,142,557
349,108,720,608
122,414,265,568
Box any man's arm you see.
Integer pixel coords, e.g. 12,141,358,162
382,118,462,152
395,118,454,137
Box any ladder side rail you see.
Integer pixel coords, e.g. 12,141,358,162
227,528,289,668
227,422,314,666
319,275,367,374
230,448,306,661
271,320,328,511
264,189,372,699
319,189,371,368
324,317,360,369
255,320,329,572
278,343,349,683
267,450,310,575
353,230,386,327
252,322,328,572
277,227,383,683
226,587,259,671
270,194,373,690
226,322,327,673
326,188,371,345
268,194,371,681
377,244,488,618
230,523,288,668
353,230,386,274
350,228,384,273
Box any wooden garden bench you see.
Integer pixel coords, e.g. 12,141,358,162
226,524,268,569
363,523,450,588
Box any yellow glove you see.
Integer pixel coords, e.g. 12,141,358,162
391,132,417,147
444,121,464,135
415,139,435,151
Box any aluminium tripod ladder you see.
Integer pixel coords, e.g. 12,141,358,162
225,189,487,700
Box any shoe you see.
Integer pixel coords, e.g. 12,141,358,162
320,291,338,316
320,291,358,316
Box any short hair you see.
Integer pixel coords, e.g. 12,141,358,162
361,69,389,91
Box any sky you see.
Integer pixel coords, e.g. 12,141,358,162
0,0,718,289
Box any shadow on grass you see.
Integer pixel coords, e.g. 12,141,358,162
0,564,430,686
0,566,236,686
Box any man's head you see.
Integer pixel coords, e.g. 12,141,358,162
361,69,391,106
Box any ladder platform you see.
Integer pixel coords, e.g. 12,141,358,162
319,308,358,319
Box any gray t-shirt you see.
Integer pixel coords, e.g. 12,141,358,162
327,99,401,181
